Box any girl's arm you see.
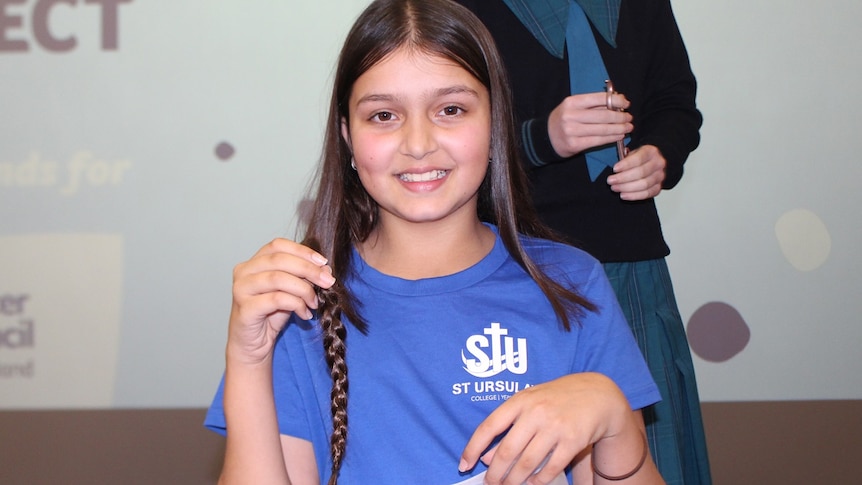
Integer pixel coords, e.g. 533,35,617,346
220,356,291,485
570,409,661,484
460,373,664,485
281,435,320,484
218,239,335,484
220,357,321,485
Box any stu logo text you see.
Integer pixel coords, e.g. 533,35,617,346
461,322,527,378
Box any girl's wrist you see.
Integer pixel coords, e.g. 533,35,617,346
591,424,648,481
225,341,275,369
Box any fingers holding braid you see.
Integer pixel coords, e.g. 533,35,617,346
228,238,335,366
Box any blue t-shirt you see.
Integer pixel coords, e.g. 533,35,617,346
206,226,660,484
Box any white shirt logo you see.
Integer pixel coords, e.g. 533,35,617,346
461,323,527,377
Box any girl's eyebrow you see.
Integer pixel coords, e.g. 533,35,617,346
434,85,480,98
354,85,480,106
355,93,399,106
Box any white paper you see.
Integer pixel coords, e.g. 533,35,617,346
452,471,568,485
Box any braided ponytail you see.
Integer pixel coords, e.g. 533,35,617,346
303,236,354,485
317,285,349,485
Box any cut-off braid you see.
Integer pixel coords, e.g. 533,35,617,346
318,287,349,485
305,237,351,485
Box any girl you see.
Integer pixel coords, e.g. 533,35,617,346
206,0,663,484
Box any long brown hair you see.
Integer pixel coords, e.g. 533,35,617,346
301,0,596,482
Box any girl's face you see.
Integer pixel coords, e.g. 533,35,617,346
342,47,491,230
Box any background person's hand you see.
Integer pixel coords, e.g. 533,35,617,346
547,92,633,158
607,144,667,201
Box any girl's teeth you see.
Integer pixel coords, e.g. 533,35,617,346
400,170,447,182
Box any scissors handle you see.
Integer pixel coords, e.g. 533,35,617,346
604,80,628,161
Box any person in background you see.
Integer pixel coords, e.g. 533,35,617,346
205,0,666,483
454,1,711,483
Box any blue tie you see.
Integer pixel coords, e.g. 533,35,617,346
566,1,621,181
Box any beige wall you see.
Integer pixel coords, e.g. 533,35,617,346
2,401,861,484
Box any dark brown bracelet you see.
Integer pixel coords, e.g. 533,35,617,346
592,430,648,481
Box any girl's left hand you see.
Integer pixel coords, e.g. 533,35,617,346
459,373,631,485
606,144,667,201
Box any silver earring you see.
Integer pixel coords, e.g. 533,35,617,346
350,158,357,170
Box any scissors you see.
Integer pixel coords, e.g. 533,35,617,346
604,80,629,161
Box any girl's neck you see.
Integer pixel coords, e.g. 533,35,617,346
357,216,495,280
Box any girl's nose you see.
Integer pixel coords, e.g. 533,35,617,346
401,117,437,159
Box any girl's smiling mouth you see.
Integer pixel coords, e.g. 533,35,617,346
398,169,449,182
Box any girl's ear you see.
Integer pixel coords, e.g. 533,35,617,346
340,117,352,151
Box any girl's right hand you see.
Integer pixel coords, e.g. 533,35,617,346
226,238,336,366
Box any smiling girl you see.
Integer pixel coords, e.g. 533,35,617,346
205,1,664,484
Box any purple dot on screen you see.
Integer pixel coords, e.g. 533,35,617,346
686,301,750,362
215,142,235,161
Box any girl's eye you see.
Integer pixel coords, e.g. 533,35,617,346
441,105,463,116
372,111,393,122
